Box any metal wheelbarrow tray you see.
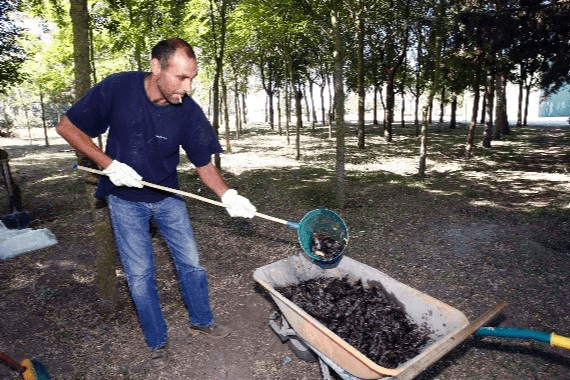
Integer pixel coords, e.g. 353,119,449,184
253,255,506,380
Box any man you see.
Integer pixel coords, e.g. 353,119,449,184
56,38,256,367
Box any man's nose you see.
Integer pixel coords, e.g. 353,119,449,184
183,79,193,94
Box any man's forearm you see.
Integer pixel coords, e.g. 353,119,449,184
56,116,113,169
195,162,229,198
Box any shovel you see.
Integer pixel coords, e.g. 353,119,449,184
1,159,30,229
74,164,348,262
0,352,51,380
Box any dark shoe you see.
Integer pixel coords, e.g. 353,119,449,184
150,343,169,368
189,323,230,338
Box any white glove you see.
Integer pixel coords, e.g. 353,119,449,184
102,160,143,188
221,189,256,218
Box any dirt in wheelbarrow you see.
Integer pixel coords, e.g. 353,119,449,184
276,276,431,368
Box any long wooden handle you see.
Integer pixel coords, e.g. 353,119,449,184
396,300,508,380
74,164,293,226
0,352,25,372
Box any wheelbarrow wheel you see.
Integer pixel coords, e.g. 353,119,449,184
287,338,318,363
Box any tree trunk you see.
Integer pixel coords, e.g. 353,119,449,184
308,80,317,130
482,70,495,148
39,88,49,146
480,90,486,125
327,73,334,138
320,79,326,125
212,58,222,168
260,61,275,130
494,71,503,140
439,86,445,124
233,81,241,139
357,3,365,149
401,90,405,129
332,10,346,206
419,0,444,176
516,67,524,128
222,77,231,153
500,72,510,135
285,84,290,144
414,90,420,136
303,84,310,122
268,88,275,129
373,86,379,126
295,87,302,160
450,93,457,129
465,63,481,159
384,74,395,142
70,0,118,308
241,92,248,126
284,52,303,161
523,81,532,126
277,92,282,135
70,0,91,99
209,0,227,170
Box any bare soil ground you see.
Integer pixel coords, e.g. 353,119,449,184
1,122,569,380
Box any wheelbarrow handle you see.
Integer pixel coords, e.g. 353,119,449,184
73,164,299,228
396,300,508,380
0,352,25,373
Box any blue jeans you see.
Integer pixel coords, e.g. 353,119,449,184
108,195,214,349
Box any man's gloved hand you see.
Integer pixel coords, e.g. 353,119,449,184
102,160,143,188
221,189,256,218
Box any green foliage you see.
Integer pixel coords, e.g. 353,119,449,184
0,0,27,94
3,0,570,138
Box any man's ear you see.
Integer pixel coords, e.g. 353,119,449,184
150,58,161,75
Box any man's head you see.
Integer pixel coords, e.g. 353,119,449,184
147,38,197,105
151,38,196,69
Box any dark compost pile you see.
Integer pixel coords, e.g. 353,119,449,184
276,276,431,368
310,233,345,260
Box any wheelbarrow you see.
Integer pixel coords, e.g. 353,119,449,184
254,254,507,380
254,255,570,379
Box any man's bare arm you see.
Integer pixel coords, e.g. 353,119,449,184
195,162,229,198
56,116,113,169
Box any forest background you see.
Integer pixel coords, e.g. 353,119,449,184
3,0,570,193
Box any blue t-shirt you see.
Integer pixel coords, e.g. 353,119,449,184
66,71,222,202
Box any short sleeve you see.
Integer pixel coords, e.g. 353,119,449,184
182,101,223,167
65,77,114,137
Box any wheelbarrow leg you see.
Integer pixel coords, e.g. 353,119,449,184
318,357,333,380
310,344,361,380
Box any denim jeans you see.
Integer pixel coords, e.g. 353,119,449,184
108,194,214,349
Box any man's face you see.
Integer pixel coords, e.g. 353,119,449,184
152,50,197,105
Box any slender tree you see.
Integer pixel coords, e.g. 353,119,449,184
70,0,120,308
356,0,365,149
419,0,444,176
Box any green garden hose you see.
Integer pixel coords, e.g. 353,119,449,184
475,327,570,350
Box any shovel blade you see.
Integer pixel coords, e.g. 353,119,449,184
2,211,30,229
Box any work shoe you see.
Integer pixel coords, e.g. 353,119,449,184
150,343,169,368
189,323,231,338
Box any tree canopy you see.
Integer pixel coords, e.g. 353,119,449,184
0,0,27,94
3,0,570,150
